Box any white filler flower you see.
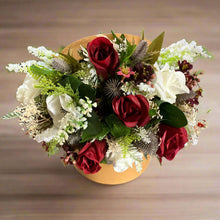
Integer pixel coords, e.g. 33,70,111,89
158,39,212,69
154,63,189,104
106,148,143,173
105,138,143,173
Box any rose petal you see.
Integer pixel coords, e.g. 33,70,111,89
136,95,150,127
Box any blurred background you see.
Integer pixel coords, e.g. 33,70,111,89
0,0,219,219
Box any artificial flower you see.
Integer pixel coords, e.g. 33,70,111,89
176,60,193,73
154,63,189,104
106,147,143,173
16,74,41,104
34,126,59,143
46,94,75,127
76,139,107,174
157,124,188,163
3,30,211,177
117,66,135,78
112,94,150,127
35,94,84,144
158,39,212,69
87,37,119,80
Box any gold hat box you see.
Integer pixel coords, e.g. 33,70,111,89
62,34,151,185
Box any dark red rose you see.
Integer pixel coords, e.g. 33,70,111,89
76,139,107,174
87,37,119,80
112,95,150,128
157,124,188,163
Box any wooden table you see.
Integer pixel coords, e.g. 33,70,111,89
0,0,220,219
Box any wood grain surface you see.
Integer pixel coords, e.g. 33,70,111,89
0,0,220,219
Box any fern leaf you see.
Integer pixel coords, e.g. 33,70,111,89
117,132,141,158
29,65,62,82
1,110,21,119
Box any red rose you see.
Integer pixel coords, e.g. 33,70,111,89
157,124,188,163
87,37,119,80
76,139,107,174
112,95,150,128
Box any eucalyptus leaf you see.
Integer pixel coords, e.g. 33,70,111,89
159,102,188,128
105,114,130,138
144,32,165,64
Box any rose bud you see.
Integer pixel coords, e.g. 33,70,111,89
87,37,119,80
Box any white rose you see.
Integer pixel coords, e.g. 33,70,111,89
34,94,75,143
16,74,41,104
154,63,189,104
46,94,75,127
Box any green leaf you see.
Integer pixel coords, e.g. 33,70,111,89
78,84,96,101
59,76,82,91
105,114,130,138
96,123,110,141
152,96,165,106
145,118,161,129
45,140,60,157
111,30,123,44
159,102,188,128
80,112,104,142
29,65,62,81
145,32,165,64
58,46,65,53
149,109,157,118
111,31,136,65
120,34,126,41
1,110,20,119
100,158,107,164
123,44,137,65
29,65,50,78
141,29,145,40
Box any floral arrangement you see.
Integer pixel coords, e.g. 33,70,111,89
3,31,212,174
